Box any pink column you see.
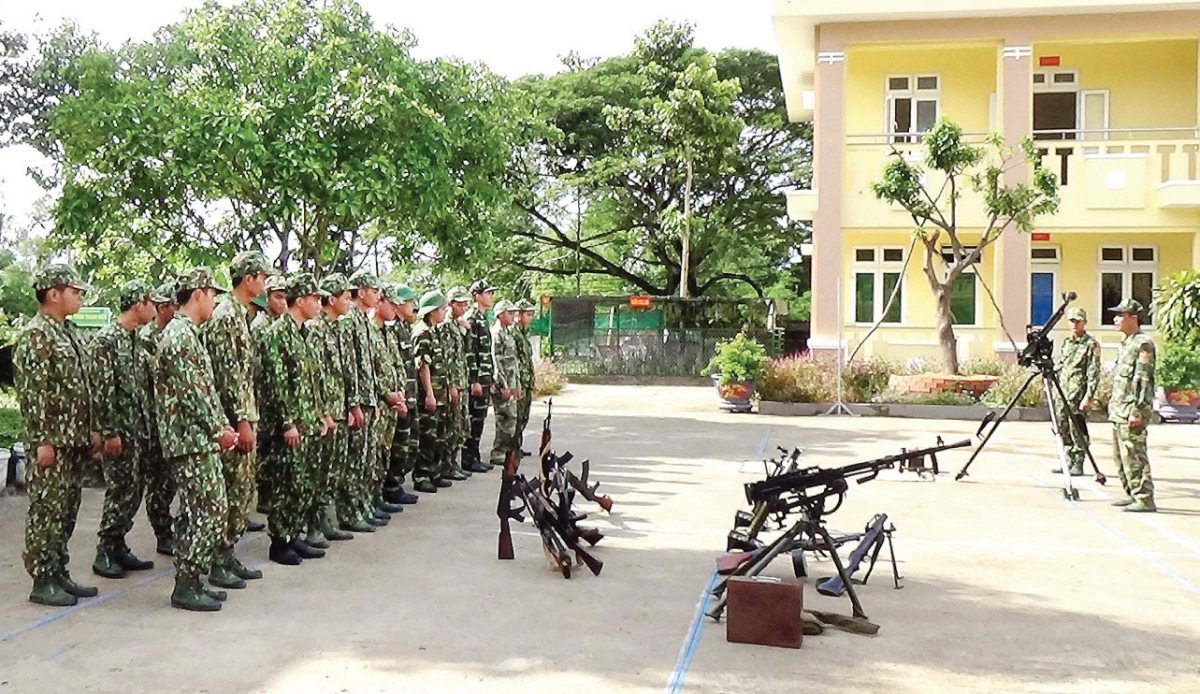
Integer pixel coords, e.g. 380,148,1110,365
809,46,845,357
996,42,1033,361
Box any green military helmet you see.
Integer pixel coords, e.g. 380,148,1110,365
393,284,418,302
320,272,351,296
1109,298,1144,315
493,299,516,314
33,262,92,293
118,279,153,309
348,269,381,289
229,250,271,279
448,285,471,303
177,266,227,294
285,271,320,300
517,299,536,312
417,290,448,317
151,281,177,304
1066,307,1087,322
469,279,497,296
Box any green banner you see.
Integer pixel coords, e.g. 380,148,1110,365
68,306,113,329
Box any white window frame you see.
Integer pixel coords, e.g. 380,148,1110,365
885,74,941,143
852,246,905,325
1033,69,1079,93
1098,244,1157,325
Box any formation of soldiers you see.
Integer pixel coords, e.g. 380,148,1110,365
13,256,540,611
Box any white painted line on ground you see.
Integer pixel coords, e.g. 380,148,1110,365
665,571,716,694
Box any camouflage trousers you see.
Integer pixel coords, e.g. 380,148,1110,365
171,451,227,581
515,389,533,447
340,409,376,522
372,408,398,503
1112,422,1155,504
466,390,490,463
24,445,87,579
268,435,317,542
489,396,519,467
311,423,346,530
143,434,176,545
98,435,146,549
256,420,279,510
386,404,417,489
414,398,443,485
442,393,468,476
217,446,256,558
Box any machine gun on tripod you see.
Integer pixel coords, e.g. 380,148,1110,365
954,292,1107,499
707,438,970,622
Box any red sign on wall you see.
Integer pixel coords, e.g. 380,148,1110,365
628,296,653,309
1039,56,1061,67
1032,233,1051,241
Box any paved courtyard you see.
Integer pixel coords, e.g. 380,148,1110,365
1,384,1199,693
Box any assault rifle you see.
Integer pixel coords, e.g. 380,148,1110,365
815,513,898,597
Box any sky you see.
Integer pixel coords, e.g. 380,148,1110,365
0,0,778,233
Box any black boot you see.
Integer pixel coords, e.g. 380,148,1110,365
414,479,438,494
269,537,302,565
384,487,420,505
92,545,128,579
227,555,263,580
54,571,99,598
113,545,155,572
30,576,77,607
289,538,326,559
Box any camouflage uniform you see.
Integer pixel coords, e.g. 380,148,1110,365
1054,312,1101,472
258,286,322,543
386,306,419,491
463,299,494,467
413,299,448,486
436,308,469,478
366,313,401,508
15,266,95,585
1109,306,1156,508
489,302,522,466
198,278,261,565
344,271,381,521
138,315,176,548
154,271,230,584
250,274,287,509
90,282,154,558
513,310,535,447
311,274,355,535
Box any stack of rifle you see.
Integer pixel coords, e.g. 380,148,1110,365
496,401,613,579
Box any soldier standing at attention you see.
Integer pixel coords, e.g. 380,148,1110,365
463,280,496,473
142,283,180,556
347,270,391,527
383,284,421,505
488,300,522,469
1108,299,1157,513
251,275,288,515
260,273,331,564
90,280,158,580
198,251,269,590
311,274,356,542
438,287,472,481
1051,308,1101,477
412,290,451,494
15,264,100,607
156,268,239,611
368,290,408,518
514,301,537,452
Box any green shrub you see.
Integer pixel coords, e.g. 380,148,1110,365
533,357,566,397
0,408,19,449
981,364,1045,408
843,357,898,402
960,358,1006,377
873,389,977,406
706,332,769,385
1157,341,1200,391
758,353,838,403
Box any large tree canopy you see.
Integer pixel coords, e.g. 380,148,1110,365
495,22,812,299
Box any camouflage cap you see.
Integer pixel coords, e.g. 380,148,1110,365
118,279,152,308
494,299,516,313
517,299,536,312
286,272,320,300
392,284,418,302
469,279,497,295
348,269,381,289
229,250,271,279
320,273,351,296
33,263,92,293
151,281,177,304
448,285,471,303
177,266,227,294
417,290,448,317
1109,298,1144,315
1066,307,1087,322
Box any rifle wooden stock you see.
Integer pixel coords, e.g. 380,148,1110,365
497,449,521,560
566,467,613,513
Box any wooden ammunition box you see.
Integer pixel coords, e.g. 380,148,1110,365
725,576,803,649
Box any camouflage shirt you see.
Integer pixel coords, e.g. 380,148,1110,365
154,315,226,458
14,313,95,448
367,318,399,403
259,315,320,434
90,322,153,440
437,318,468,389
250,312,278,433
345,306,377,408
303,316,344,421
312,313,352,420
1056,333,1101,404
1109,330,1156,423
514,326,534,393
413,320,447,400
198,293,259,425
137,322,163,434
389,320,417,400
491,322,520,393
463,306,494,386
381,321,409,398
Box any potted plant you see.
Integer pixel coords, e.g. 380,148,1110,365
706,332,769,412
1154,341,1200,423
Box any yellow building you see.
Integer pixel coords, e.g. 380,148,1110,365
773,0,1200,365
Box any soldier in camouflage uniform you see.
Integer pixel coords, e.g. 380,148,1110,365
310,274,357,543
463,280,496,473
251,274,288,514
343,270,389,528
438,287,472,481
1051,308,1101,476
514,300,537,450
156,267,240,611
368,290,408,516
412,290,451,494
1107,299,1157,513
383,284,421,505
15,264,100,607
259,273,331,564
489,300,522,468
90,279,158,580
198,251,270,589
142,282,179,556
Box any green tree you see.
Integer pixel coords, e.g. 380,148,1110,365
871,119,1059,374
1152,270,1200,350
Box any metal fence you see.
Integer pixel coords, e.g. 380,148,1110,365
545,295,780,378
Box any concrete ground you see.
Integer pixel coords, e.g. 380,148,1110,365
1,384,1199,693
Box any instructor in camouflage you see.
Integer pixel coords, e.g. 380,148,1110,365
1052,307,1101,476
1107,299,1157,513
463,280,496,473
489,300,522,468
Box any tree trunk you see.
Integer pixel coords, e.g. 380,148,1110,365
680,154,693,298
934,283,960,374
